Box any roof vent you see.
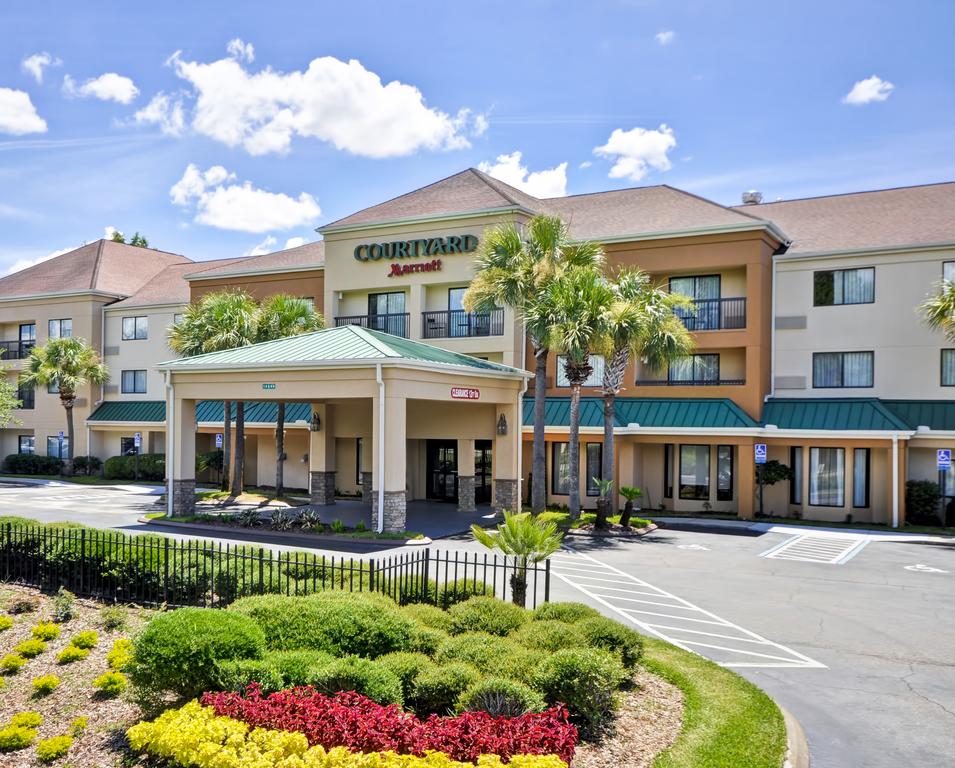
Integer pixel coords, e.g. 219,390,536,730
741,190,763,205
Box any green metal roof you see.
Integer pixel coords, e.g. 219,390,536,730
882,400,955,431
88,401,313,425
160,324,526,377
87,401,166,423
761,398,910,431
523,397,758,429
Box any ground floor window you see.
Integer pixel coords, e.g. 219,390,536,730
47,436,69,459
717,445,733,501
853,448,870,508
790,447,803,504
809,447,845,506
663,443,674,498
586,443,602,496
679,444,710,500
18,436,34,454
121,437,138,456
551,442,570,495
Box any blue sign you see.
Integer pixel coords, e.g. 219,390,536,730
215,433,223,449
134,432,142,448
754,443,768,464
938,449,951,471
58,431,63,440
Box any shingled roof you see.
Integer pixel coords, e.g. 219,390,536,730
187,240,325,280
107,257,248,309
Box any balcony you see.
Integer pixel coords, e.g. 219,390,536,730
422,309,505,339
635,378,746,387
0,340,35,360
334,313,410,338
675,297,746,331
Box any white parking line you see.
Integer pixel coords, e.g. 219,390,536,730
550,547,825,669
760,533,869,564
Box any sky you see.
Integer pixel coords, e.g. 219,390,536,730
0,0,953,273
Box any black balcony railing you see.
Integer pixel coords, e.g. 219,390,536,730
636,378,746,386
0,340,35,360
675,297,746,331
422,309,505,339
335,313,410,338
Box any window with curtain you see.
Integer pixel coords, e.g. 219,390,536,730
556,355,605,387
810,447,845,506
47,436,69,459
122,316,148,340
551,442,571,495
585,444,602,496
944,262,955,283
669,354,720,384
18,436,34,455
663,444,674,498
942,350,955,386
790,447,803,505
717,445,733,501
670,275,721,330
48,318,72,339
853,448,870,508
812,351,873,388
679,444,710,500
813,268,875,306
121,370,147,394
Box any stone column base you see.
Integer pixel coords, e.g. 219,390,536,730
361,471,373,504
457,475,476,512
310,471,336,505
172,479,196,516
371,490,407,533
493,479,519,514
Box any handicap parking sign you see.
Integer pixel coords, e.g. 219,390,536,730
134,432,142,448
754,443,768,464
938,449,951,471
215,433,223,449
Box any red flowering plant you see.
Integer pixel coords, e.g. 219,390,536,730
200,684,578,763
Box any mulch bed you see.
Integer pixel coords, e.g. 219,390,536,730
568,523,658,537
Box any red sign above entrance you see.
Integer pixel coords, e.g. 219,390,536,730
388,258,441,278
450,387,480,400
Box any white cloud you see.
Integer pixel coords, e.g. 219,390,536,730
478,151,568,198
0,88,47,135
133,92,186,135
170,163,321,233
226,38,255,64
63,73,139,104
21,52,61,84
842,75,894,105
165,51,483,157
655,30,675,46
4,245,71,275
578,160,593,169
244,235,276,256
594,124,677,182
284,236,308,249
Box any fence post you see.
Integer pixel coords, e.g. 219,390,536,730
258,548,265,594
368,558,376,594
420,549,430,603
79,529,86,596
162,538,170,605
544,558,551,603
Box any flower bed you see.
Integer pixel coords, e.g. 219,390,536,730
127,701,569,768
202,685,578,764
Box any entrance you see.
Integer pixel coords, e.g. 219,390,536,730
475,440,492,504
427,440,457,502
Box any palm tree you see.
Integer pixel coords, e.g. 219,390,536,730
257,294,325,496
464,215,603,514
920,279,955,340
20,338,107,474
530,266,614,518
599,270,694,498
471,511,563,606
169,290,259,496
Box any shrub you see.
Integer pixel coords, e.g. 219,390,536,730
1,654,28,673
68,630,98,649
103,453,165,481
68,717,87,737
409,662,479,716
577,615,643,667
0,615,12,631
533,601,602,624
307,655,403,706
7,596,39,615
52,588,76,623
448,596,531,636
407,624,447,656
10,712,42,729
436,578,492,609
906,480,942,525
56,646,88,664
457,677,546,717
377,651,431,701
434,632,537,681
92,671,128,697
3,453,61,475
106,638,134,671
36,734,73,762
99,605,127,632
401,603,453,632
0,725,36,751
32,675,59,695
72,454,102,475
270,509,294,531
535,511,571,527
509,620,588,652
13,639,46,658
532,647,627,737
129,608,266,699
266,649,334,687
215,658,286,694
31,622,60,641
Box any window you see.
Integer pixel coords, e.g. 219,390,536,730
668,354,720,384
586,444,602,496
47,436,69,459
717,445,733,502
551,442,571,495
302,297,316,311
18,436,34,455
942,350,955,386
813,268,874,306
809,447,845,506
16,384,34,410
19,324,35,342
121,370,147,394
47,380,59,394
812,351,873,388
853,448,870,508
173,313,185,325
679,444,710,500
367,292,406,335
556,355,605,387
945,262,955,283
122,316,148,340
356,437,363,485
669,275,720,301
669,275,721,330
790,447,803,505
120,437,139,456
48,318,72,339
663,444,674,498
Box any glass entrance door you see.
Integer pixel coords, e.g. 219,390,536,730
475,440,492,505
426,440,458,502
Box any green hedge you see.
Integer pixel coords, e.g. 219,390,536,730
103,453,165,481
3,454,62,475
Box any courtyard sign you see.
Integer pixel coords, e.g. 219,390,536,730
353,235,478,263
450,387,480,400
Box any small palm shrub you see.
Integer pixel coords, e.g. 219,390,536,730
13,639,47,658
1,654,27,674
31,622,60,641
92,671,128,697
56,646,89,664
36,734,72,762
31,675,59,695
457,677,546,717
68,630,98,649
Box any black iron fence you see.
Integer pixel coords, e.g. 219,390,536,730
334,313,410,338
421,309,505,339
675,297,746,331
0,524,550,609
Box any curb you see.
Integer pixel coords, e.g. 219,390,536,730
780,704,810,768
565,522,658,538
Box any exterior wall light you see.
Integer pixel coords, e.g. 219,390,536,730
310,413,321,432
496,413,508,436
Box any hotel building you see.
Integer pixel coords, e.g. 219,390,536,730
1,171,953,530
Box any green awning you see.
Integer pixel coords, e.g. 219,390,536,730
87,401,166,423
523,397,758,429
882,400,955,431
88,401,313,426
761,398,910,431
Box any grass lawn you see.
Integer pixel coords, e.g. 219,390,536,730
642,637,787,768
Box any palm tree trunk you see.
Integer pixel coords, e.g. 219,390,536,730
275,402,285,497
531,345,548,514
221,400,232,492
568,383,581,518
602,393,615,487
231,402,245,497
63,401,75,476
